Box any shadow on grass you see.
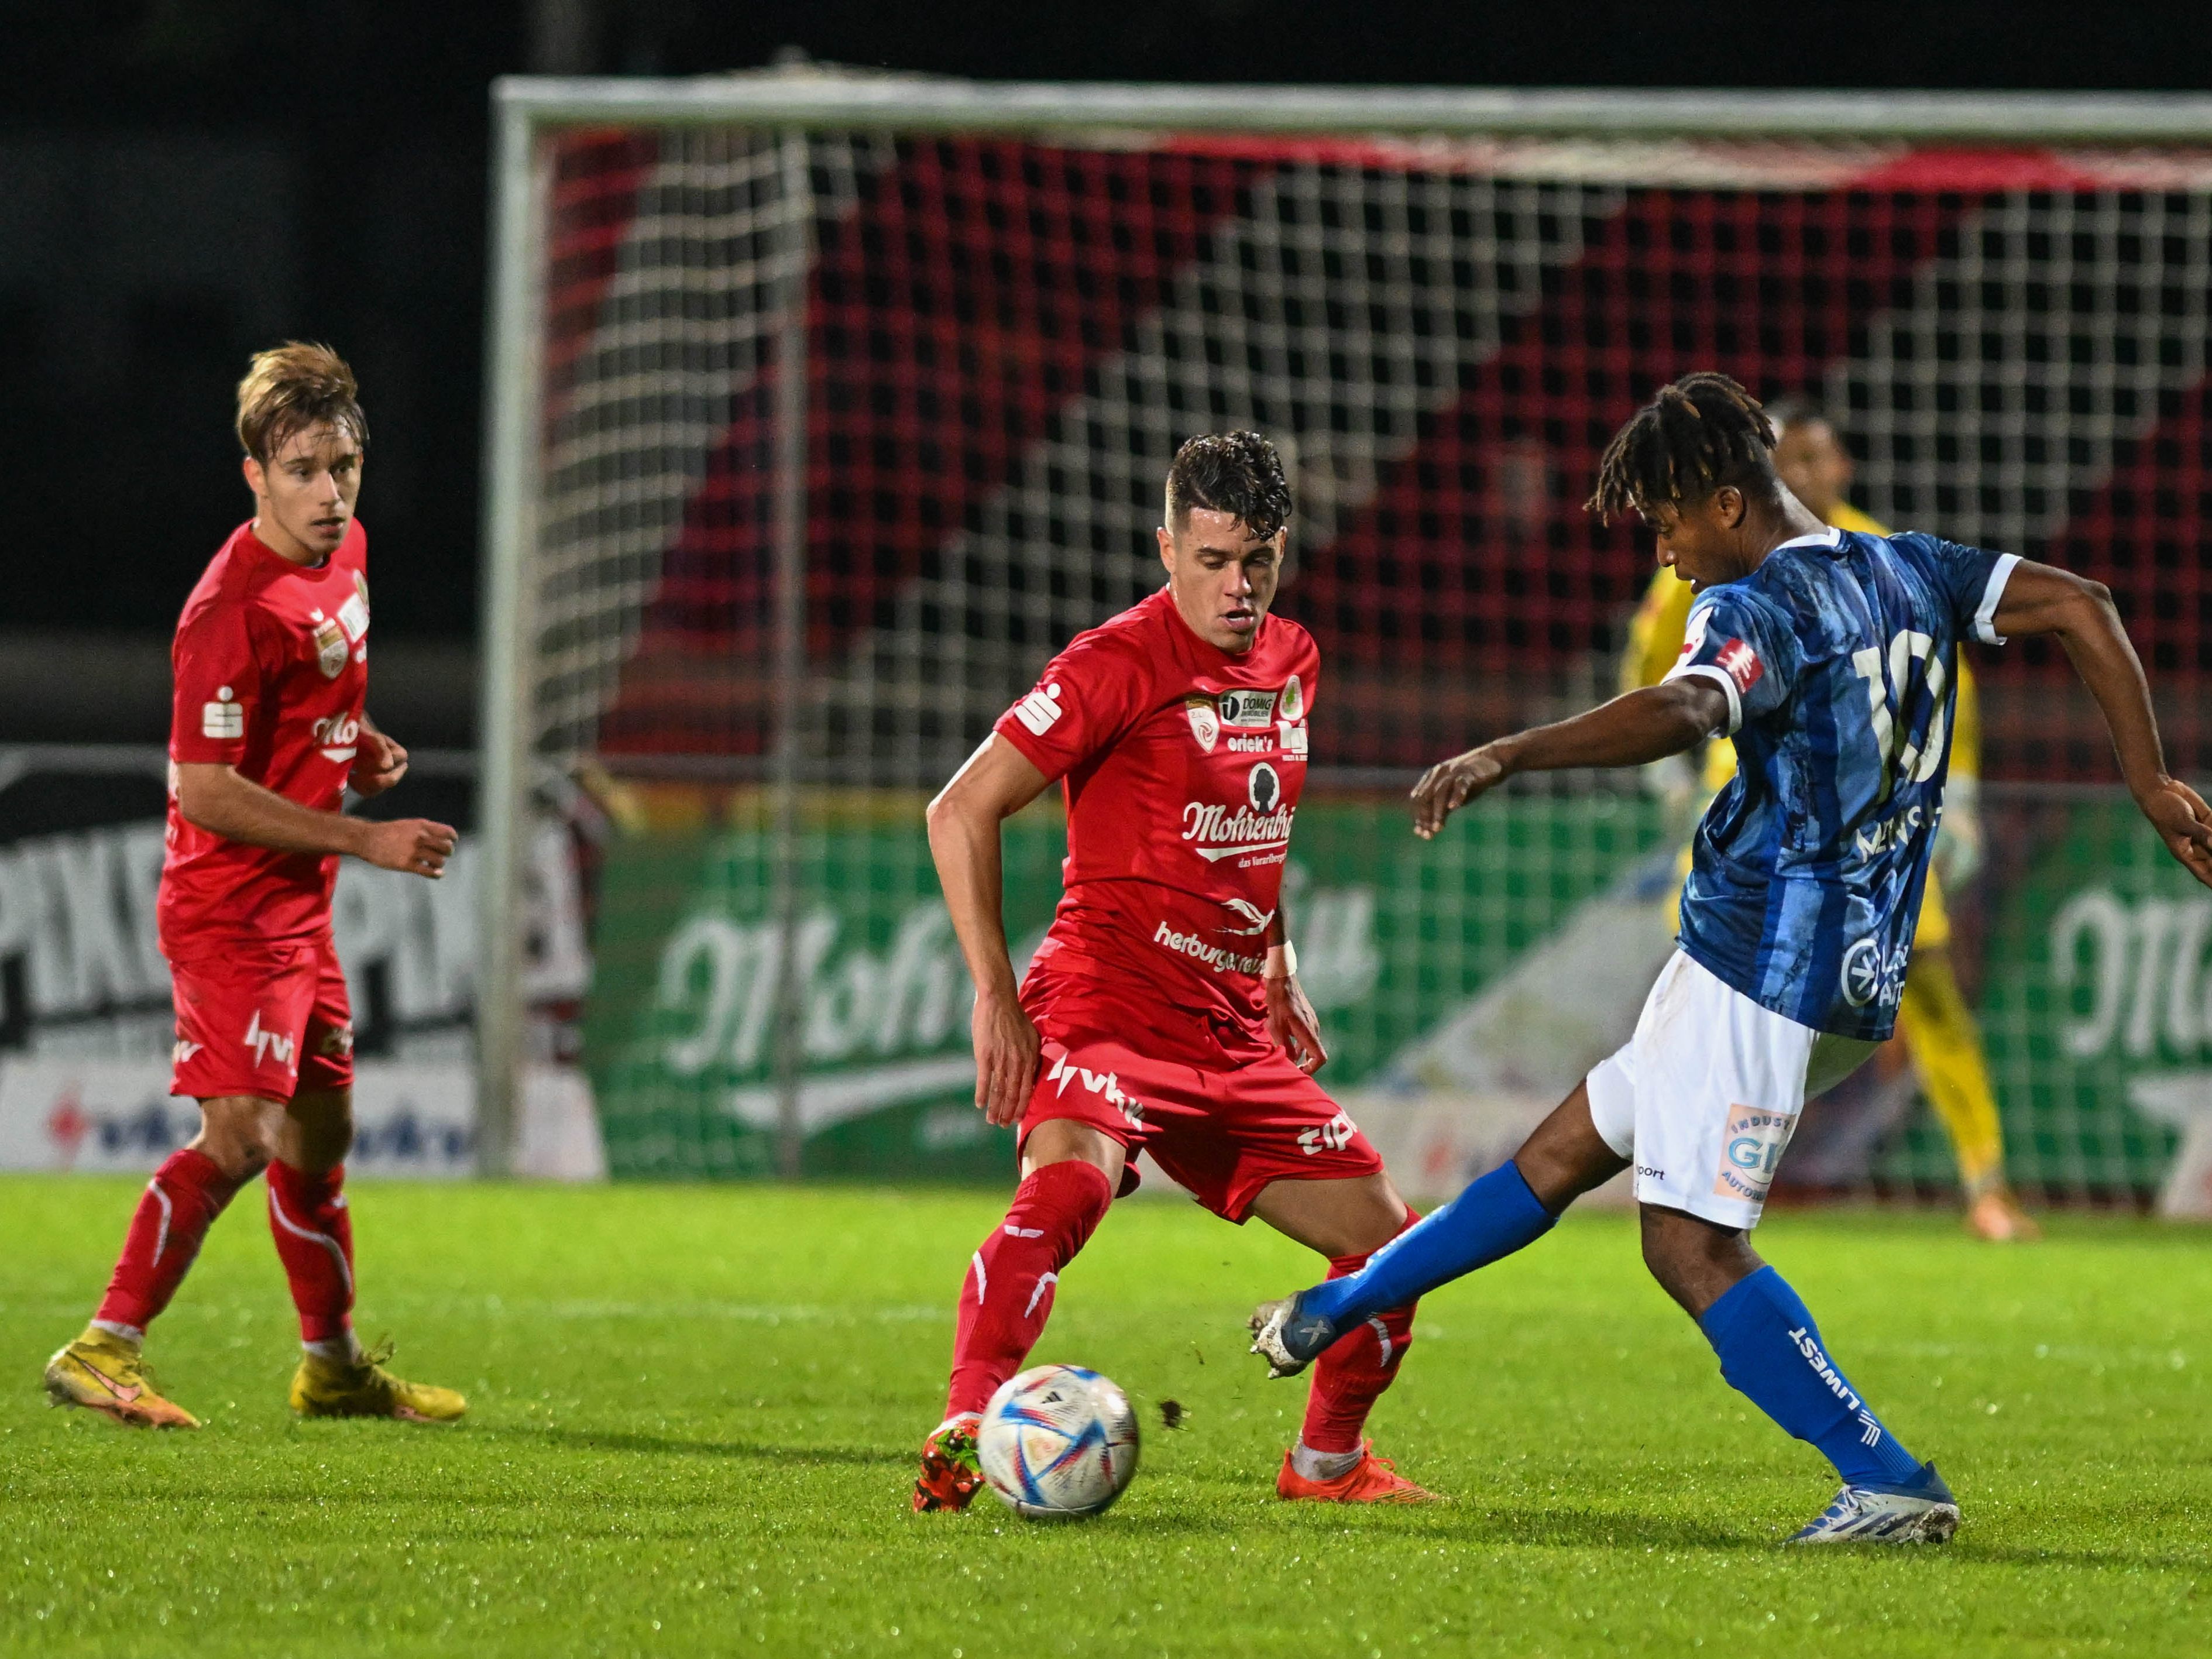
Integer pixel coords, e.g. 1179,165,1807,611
510,1424,908,1468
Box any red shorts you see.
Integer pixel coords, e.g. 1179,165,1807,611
167,935,355,1102
1018,973,1384,1223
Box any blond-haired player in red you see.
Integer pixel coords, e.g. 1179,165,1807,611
43,344,465,1428
912,432,1435,1510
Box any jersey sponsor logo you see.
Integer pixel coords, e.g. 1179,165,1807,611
313,617,348,679
1226,732,1274,753
1297,1110,1356,1156
1152,919,1266,976
1183,696,1221,753
201,685,244,740
1043,1050,1147,1131
317,1023,355,1058
1280,675,1305,723
1715,637,1764,693
1839,938,1909,1011
1247,761,1282,815
1220,898,1275,936
1852,801,1934,862
1012,681,1064,736
1712,1102,1794,1203
1840,939,1882,1007
243,1008,296,1071
171,1039,202,1066
338,592,370,643
1180,799,1294,863
312,713,362,765
1217,688,1276,728
1280,721,1309,760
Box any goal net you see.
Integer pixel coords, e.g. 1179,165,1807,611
480,73,2212,1206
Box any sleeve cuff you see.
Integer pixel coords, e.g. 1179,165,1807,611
1664,662,1742,736
1973,552,2022,645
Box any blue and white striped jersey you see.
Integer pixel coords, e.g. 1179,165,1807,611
1663,525,2018,1040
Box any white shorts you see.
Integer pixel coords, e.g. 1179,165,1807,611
1585,952,1879,1229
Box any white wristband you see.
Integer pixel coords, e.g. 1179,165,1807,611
1266,940,1297,977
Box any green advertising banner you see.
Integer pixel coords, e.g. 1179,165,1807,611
584,789,1668,1180
582,785,2207,1204
1943,795,2203,1197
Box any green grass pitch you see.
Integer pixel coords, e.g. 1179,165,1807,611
2,1176,2207,1657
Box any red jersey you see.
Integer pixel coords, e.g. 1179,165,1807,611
993,587,1317,1042
158,519,373,954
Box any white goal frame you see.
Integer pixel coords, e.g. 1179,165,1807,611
475,73,2212,1174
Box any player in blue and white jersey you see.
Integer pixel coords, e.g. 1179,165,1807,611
1248,373,2212,1544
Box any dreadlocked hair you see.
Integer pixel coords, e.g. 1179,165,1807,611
1585,372,1778,524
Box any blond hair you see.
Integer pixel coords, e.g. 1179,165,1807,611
235,341,367,462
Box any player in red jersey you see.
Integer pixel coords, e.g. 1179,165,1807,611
912,432,1437,1510
43,344,466,1428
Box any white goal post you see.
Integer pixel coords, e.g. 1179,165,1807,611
476,73,2212,1189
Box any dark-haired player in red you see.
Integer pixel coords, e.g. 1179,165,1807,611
912,432,1437,1509
43,343,465,1428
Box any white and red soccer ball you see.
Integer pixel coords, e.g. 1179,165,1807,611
976,1365,1141,1520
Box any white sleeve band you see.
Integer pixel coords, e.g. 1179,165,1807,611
1266,940,1297,977
1664,661,1743,736
1973,552,2022,645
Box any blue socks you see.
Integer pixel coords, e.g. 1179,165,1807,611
1698,1266,1927,1491
1301,1162,1557,1330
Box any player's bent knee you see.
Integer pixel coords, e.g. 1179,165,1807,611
191,1094,287,1180
1513,1083,1629,1214
1020,1118,1126,1190
1638,1205,1761,1318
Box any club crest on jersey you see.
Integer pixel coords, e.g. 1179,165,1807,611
1217,688,1277,728
1183,696,1221,753
312,617,348,679
1248,761,1282,815
1280,675,1305,722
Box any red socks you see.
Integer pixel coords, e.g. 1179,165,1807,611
94,1148,245,1337
945,1160,1114,1417
266,1160,356,1346
1300,1211,1422,1455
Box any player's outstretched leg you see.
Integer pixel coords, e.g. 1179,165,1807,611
916,1135,1114,1512
44,1108,260,1428
1249,1086,1624,1382
272,1088,465,1424
1647,1210,1958,1545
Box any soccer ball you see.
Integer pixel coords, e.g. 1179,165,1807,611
976,1365,1141,1520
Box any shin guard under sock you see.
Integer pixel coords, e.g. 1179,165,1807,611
945,1160,1113,1417
94,1148,245,1336
1698,1266,1925,1489
266,1160,357,1346
1304,1162,1554,1330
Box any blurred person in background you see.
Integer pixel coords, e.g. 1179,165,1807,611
1616,397,2036,1242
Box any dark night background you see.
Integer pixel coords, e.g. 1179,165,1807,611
2,0,2207,743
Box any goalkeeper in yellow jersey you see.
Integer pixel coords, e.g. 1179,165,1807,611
1617,399,2038,1241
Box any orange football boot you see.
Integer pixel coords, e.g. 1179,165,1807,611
1277,1441,1444,1504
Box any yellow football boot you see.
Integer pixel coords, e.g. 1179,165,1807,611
290,1340,466,1424
44,1327,201,1428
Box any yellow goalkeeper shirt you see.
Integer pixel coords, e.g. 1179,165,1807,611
1618,500,1981,791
